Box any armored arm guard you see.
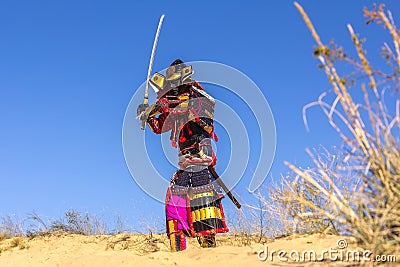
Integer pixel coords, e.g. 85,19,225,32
146,98,173,134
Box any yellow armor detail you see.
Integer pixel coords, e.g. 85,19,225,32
149,73,165,93
191,206,222,222
191,191,214,199
168,220,176,234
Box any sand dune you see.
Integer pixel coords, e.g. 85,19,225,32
0,233,395,266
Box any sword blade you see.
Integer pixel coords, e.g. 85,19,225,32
141,14,165,130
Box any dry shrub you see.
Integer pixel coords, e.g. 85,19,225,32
260,147,355,237
0,210,129,238
265,2,400,256
0,216,24,239
47,210,109,236
224,210,254,246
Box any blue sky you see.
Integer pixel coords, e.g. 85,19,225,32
0,1,399,230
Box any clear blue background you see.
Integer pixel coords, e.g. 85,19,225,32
0,0,398,231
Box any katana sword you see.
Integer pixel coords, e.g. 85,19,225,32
141,14,165,130
208,166,242,209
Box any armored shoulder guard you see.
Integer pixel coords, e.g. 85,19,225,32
149,65,194,93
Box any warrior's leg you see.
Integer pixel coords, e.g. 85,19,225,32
197,234,216,248
167,219,187,252
165,175,190,252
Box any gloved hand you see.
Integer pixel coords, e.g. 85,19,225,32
137,103,149,120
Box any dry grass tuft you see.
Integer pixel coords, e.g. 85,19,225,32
261,2,400,256
105,233,171,255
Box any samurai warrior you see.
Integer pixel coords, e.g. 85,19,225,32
137,59,229,251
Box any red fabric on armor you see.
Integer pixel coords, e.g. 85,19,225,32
147,110,171,134
146,81,213,152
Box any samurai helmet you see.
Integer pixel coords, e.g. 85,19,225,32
149,59,194,94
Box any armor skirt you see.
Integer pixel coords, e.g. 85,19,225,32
165,168,229,237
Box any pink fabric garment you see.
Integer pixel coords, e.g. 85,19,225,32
166,195,190,231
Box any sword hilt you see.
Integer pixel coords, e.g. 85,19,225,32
140,97,149,130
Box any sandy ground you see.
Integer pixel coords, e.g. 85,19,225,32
0,233,397,266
